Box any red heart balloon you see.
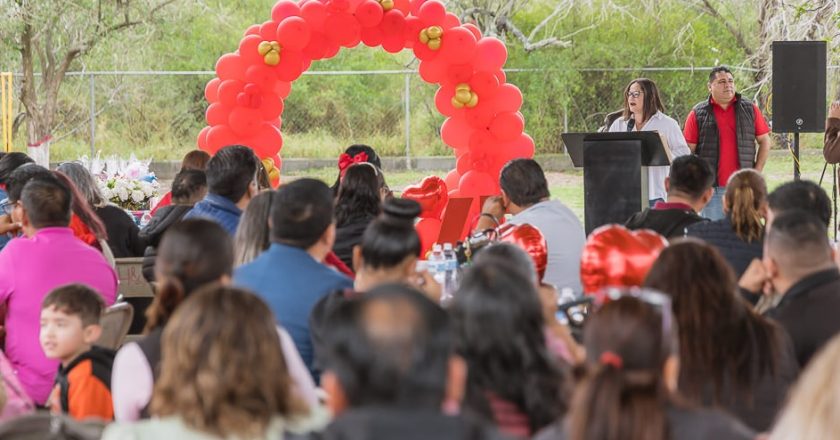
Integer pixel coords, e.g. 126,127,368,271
497,223,547,282
401,176,448,219
580,225,667,295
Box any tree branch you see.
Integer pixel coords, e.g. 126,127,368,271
693,0,754,57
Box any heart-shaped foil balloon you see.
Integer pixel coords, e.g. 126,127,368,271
497,223,547,282
401,176,448,219
580,225,668,295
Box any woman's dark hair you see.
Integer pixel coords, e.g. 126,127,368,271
451,260,567,433
360,198,421,270
724,169,766,242
171,169,207,204
145,219,234,332
331,144,381,194
181,150,211,171
644,240,782,403
568,296,674,440
621,78,665,124
0,152,34,185
52,171,107,241
6,164,50,203
335,164,381,227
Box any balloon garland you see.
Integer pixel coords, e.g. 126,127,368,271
199,0,535,200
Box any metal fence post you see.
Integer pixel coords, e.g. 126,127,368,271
89,74,96,157
404,73,412,170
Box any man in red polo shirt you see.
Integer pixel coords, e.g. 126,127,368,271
684,66,772,220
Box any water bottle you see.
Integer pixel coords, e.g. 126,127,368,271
443,243,457,297
428,244,445,287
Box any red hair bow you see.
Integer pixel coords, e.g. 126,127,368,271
338,152,369,177
600,351,624,369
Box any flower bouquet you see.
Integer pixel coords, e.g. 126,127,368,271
78,153,160,218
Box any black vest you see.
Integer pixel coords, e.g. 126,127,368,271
692,94,756,186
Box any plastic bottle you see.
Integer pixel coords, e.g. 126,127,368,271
428,244,445,287
443,243,457,297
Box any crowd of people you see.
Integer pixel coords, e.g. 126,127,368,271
0,65,839,439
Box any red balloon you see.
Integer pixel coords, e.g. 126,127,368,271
444,169,460,191
489,111,524,141
272,1,301,22
245,64,277,92
260,94,285,120
205,103,230,126
418,0,445,24
468,128,497,155
303,32,329,59
443,13,460,29
418,59,446,83
401,176,449,219
492,83,523,113
415,217,442,256
324,13,361,47
445,63,473,86
206,125,238,153
218,80,245,107
410,0,428,16
440,27,477,63
327,0,351,13
246,123,284,158
393,0,410,14
275,50,305,82
277,17,312,51
381,34,405,53
361,26,384,47
215,54,246,81
464,103,494,130
238,35,264,65
355,0,384,27
463,23,481,40
259,21,280,41
228,107,262,136
301,1,328,31
499,133,535,159
440,117,472,149
381,10,407,37
468,71,499,99
459,170,497,197
497,223,548,281
204,78,222,103
474,37,507,72
274,81,292,99
197,126,211,151
434,85,461,117
495,69,506,84
403,16,423,48
244,24,262,36
456,152,472,175
580,225,668,295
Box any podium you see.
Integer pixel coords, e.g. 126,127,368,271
562,132,670,234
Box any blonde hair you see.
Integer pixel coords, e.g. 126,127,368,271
151,284,305,437
724,169,766,243
771,334,840,439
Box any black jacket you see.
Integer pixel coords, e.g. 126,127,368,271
139,205,193,282
333,214,376,271
95,205,146,258
307,407,511,440
625,207,708,239
686,216,763,278
766,268,840,367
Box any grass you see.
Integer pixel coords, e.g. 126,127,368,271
287,149,837,227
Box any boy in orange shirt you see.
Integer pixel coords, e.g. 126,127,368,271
40,284,115,420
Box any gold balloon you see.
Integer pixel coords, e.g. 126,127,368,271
455,83,470,92
258,41,273,56
380,0,394,10
264,52,280,66
452,97,465,108
428,39,441,50
455,89,472,103
419,30,430,44
427,26,443,39
467,93,479,108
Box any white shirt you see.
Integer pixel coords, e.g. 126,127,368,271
608,111,691,201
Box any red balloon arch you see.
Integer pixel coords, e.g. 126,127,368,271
199,0,534,208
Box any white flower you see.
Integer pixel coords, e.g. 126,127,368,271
130,190,145,203
117,187,129,202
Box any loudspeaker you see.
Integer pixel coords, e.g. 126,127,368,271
772,41,826,133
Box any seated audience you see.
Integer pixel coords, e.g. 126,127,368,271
686,169,766,278
333,164,382,271
150,149,211,215
41,284,114,420
184,145,259,234
644,240,799,431
477,158,585,292
762,211,840,367
318,283,507,440
233,191,273,267
58,162,145,258
51,171,110,257
451,259,568,437
770,332,840,439
0,178,116,404
625,154,714,239
765,179,832,228
104,285,324,439
234,179,353,381
112,219,317,421
535,294,755,440
141,169,208,281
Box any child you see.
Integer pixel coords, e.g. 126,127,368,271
40,284,115,420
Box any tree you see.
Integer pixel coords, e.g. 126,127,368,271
0,0,178,165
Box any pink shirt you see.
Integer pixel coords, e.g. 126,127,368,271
0,227,117,404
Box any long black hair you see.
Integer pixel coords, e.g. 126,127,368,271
359,198,421,270
335,164,381,227
331,144,382,195
451,259,568,433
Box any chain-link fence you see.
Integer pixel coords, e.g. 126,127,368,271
2,66,838,163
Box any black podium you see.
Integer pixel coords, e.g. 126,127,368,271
562,132,670,234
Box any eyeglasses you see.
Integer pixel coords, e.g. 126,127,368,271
626,91,643,98
0,198,15,216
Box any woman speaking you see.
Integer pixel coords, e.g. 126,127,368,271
608,78,690,206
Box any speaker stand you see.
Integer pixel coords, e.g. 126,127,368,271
793,131,801,181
